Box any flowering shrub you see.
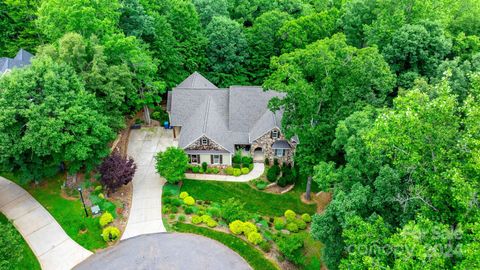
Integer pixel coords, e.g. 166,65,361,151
284,210,296,222
99,212,114,227
184,196,195,205
102,226,120,242
179,191,189,199
191,215,202,224
247,231,263,245
229,220,244,235
301,213,312,223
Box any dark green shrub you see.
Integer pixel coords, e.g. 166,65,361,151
248,163,254,170
178,215,186,222
233,151,242,164
220,198,249,223
278,176,288,187
273,158,279,166
185,207,194,214
266,166,279,182
241,156,253,167
162,197,172,204
171,206,178,213
172,198,182,207
233,163,241,169
202,162,208,171
192,166,200,173
276,233,306,265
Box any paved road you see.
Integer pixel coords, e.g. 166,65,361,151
75,233,251,270
185,163,265,182
121,127,177,240
0,176,92,270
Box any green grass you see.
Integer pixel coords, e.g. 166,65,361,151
174,223,279,270
2,173,106,251
181,179,316,216
0,213,41,270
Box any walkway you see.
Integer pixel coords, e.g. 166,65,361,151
121,127,177,240
75,233,251,270
0,177,92,270
185,163,265,182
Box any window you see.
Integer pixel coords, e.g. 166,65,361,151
189,154,199,164
201,138,209,145
275,149,285,157
212,154,221,164
271,130,279,139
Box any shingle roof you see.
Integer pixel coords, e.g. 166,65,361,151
170,72,287,153
0,49,33,75
272,140,291,149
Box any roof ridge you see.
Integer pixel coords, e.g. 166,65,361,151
202,96,211,133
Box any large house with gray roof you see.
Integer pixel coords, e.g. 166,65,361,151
0,49,33,76
167,72,297,166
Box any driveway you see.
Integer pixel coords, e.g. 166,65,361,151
74,233,251,270
0,176,92,270
121,127,177,240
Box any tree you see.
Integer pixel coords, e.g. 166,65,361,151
0,221,23,269
99,152,137,194
193,0,229,26
0,56,116,182
154,147,188,184
205,16,249,86
339,0,378,48
264,34,395,197
119,0,155,38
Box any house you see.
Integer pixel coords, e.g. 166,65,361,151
0,49,34,76
167,72,298,166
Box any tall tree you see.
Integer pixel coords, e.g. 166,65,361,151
193,0,229,26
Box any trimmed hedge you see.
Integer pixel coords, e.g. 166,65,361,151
174,223,279,270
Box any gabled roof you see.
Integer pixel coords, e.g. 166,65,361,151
170,72,287,153
177,71,218,89
0,49,33,75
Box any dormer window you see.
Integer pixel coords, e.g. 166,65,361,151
271,130,279,139
201,138,209,145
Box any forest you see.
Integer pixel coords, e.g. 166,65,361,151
0,0,479,269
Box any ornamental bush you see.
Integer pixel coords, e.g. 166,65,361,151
294,219,307,230
212,167,220,174
179,191,189,199
178,215,186,222
99,212,114,227
155,147,189,184
206,219,218,228
191,215,202,224
102,226,120,242
184,196,195,205
286,222,299,233
229,220,244,235
247,231,263,245
172,198,183,206
202,162,208,172
266,166,279,182
274,217,286,230
184,207,194,214
284,210,296,222
242,222,257,235
301,213,312,223
233,168,242,177
241,156,253,167
225,166,234,175
259,241,271,252
241,167,250,175
192,166,200,173
201,215,212,223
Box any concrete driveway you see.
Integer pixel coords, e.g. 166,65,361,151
74,233,251,270
121,127,177,240
0,176,92,270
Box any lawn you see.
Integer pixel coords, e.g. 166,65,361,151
2,173,106,251
181,179,316,217
0,213,41,270
174,223,279,270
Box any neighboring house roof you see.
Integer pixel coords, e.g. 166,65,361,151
0,49,33,75
169,72,289,153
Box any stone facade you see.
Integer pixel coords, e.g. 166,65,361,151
250,128,296,165
185,135,226,151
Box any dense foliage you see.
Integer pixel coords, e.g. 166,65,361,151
98,152,137,194
155,147,189,183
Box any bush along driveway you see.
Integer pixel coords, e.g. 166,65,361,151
0,176,92,270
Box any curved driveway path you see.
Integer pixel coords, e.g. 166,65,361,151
121,127,177,240
75,233,251,270
0,176,92,270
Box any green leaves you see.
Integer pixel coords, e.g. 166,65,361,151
155,147,189,184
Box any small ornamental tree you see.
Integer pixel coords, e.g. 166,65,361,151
99,151,137,194
155,147,189,184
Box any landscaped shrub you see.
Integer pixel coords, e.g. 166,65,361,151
206,167,213,174
184,196,195,205
99,212,114,227
220,198,249,223
225,166,234,175
233,168,241,177
207,207,221,218
162,197,172,204
202,162,208,172
284,210,296,222
274,217,286,230
212,167,220,174
155,147,189,184
266,166,279,182
286,222,299,233
178,215,186,222
273,158,279,166
169,214,176,219
201,215,211,223
264,158,270,165
206,219,218,228
172,198,183,206
233,151,242,164
99,152,136,194
259,241,271,252
278,175,288,187
102,226,120,242
94,185,103,193
233,163,241,169
171,206,178,213
242,222,257,235
276,233,306,265
248,163,254,171
294,219,307,230
185,207,194,214
301,213,311,223
179,191,189,199
229,220,244,235
191,215,202,224
247,231,263,245
241,156,253,167
256,180,267,190
192,166,200,173
199,168,204,173
241,167,250,175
